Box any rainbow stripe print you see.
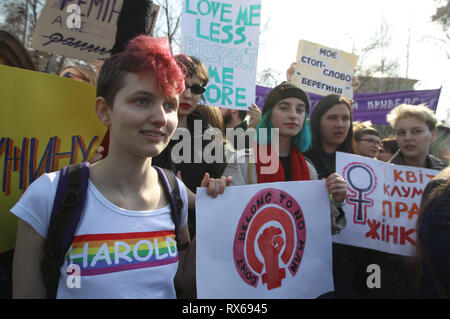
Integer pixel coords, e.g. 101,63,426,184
65,230,178,276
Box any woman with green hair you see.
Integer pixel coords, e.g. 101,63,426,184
223,82,347,235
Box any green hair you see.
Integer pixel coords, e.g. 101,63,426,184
255,108,312,152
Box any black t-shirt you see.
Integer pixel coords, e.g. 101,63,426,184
152,110,226,238
279,156,291,181
230,120,250,150
152,110,226,192
304,150,335,180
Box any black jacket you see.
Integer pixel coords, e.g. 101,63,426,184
153,110,226,192
152,110,227,238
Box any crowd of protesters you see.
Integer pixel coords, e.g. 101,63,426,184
1,27,449,299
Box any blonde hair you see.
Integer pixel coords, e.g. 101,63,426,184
196,104,236,153
386,104,438,131
435,165,450,179
60,64,98,86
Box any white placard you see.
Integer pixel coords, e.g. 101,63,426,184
333,152,440,256
31,0,159,62
196,180,334,298
180,0,261,110
293,40,359,100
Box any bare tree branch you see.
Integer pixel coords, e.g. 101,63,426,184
432,0,450,26
256,67,281,87
153,0,183,52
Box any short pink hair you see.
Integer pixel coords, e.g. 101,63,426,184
97,36,185,105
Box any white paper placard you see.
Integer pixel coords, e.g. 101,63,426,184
196,180,334,298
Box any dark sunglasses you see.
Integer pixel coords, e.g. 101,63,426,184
185,83,206,95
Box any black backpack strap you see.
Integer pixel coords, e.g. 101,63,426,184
153,166,186,250
41,162,90,299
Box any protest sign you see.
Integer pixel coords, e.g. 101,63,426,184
31,0,123,61
196,180,334,298
292,40,359,100
333,152,440,257
255,85,441,125
180,0,261,110
347,88,441,124
0,65,107,252
31,0,159,62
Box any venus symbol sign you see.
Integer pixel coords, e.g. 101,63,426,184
343,162,377,225
233,188,307,290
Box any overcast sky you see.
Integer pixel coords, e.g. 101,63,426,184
256,0,449,122
4,0,447,121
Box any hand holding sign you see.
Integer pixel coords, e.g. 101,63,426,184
293,40,359,99
325,173,348,204
200,172,233,198
352,69,361,92
246,104,262,128
286,62,296,82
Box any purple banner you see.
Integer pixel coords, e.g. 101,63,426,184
255,85,441,125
